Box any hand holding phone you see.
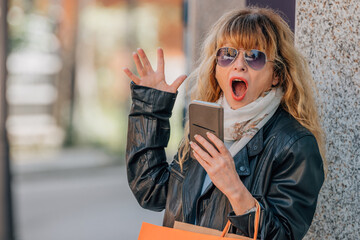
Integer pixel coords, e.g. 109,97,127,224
189,100,224,158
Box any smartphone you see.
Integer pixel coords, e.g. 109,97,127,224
189,100,224,158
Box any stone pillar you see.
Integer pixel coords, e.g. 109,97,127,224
295,0,360,239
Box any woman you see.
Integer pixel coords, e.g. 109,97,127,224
123,7,325,240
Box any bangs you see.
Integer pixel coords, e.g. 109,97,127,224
216,13,277,59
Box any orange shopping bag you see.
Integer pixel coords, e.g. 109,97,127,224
137,201,260,240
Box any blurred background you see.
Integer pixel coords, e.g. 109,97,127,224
5,0,185,239
7,0,185,163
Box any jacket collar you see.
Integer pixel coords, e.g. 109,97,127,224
247,127,264,157
233,127,264,176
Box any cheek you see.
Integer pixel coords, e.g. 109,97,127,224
215,65,219,81
258,68,275,88
215,66,227,90
250,73,274,94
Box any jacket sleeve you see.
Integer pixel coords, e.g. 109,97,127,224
126,83,177,211
228,135,325,240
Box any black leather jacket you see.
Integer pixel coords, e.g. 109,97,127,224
126,83,324,240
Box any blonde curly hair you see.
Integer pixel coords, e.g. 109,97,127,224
178,7,327,174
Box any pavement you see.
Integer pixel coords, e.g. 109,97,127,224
11,147,164,240
12,147,121,176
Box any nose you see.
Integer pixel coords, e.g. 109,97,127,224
233,53,247,72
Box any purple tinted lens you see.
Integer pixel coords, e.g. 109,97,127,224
244,50,266,70
216,48,237,67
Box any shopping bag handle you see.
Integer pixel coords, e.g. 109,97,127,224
221,200,261,239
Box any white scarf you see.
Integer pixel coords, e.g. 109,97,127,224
217,87,283,157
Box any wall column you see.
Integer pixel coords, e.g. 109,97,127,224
295,0,360,239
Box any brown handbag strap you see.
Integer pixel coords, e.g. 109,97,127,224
221,200,261,239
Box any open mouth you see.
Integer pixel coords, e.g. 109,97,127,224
230,77,248,101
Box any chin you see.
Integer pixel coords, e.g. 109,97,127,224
228,98,247,110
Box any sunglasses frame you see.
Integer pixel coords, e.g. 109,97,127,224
215,47,271,71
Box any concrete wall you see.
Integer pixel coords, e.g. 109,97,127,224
185,0,246,72
295,0,360,239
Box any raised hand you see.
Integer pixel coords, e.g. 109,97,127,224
123,48,187,93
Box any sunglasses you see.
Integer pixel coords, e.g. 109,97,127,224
216,47,269,70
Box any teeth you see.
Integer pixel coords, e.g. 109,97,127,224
233,79,243,82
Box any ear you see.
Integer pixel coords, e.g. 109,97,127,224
272,74,279,87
